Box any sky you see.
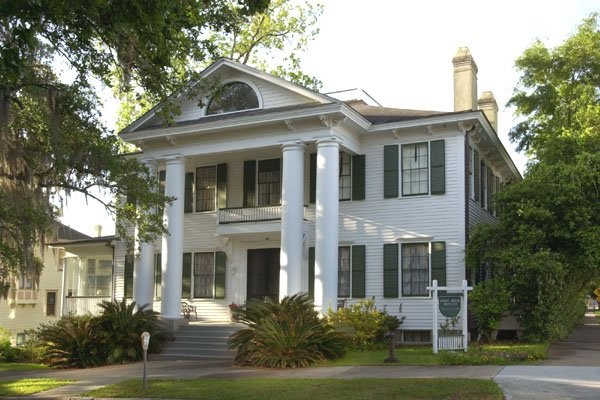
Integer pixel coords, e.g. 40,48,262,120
60,0,598,236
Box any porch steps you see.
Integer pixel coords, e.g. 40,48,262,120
153,323,242,361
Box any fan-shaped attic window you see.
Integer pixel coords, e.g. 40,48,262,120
206,81,259,115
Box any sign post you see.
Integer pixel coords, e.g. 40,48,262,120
427,280,472,354
141,332,150,389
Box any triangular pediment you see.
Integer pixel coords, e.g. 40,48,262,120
122,59,336,134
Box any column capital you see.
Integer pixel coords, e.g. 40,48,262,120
163,154,185,165
280,140,306,151
315,136,342,147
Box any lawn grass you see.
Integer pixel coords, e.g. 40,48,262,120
0,378,73,397
86,378,503,400
325,346,440,366
325,343,547,366
0,362,49,372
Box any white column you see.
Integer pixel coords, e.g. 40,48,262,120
314,137,340,313
161,154,185,319
280,140,305,300
134,159,157,309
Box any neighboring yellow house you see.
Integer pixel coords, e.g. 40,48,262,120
0,223,115,346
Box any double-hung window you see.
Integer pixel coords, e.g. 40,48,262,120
191,252,226,299
383,242,446,298
338,245,366,299
257,158,281,206
384,140,445,198
196,166,217,212
401,143,429,196
401,243,429,296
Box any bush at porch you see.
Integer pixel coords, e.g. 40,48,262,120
328,300,404,349
29,299,171,368
229,294,350,368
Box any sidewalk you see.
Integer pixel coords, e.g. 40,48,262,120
3,312,599,399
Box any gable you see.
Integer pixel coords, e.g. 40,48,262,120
128,60,334,132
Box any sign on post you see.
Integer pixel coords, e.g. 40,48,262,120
426,280,472,354
438,293,461,318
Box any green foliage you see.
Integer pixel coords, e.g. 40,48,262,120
469,280,510,342
0,327,13,361
439,343,548,365
467,13,600,343
0,0,269,291
30,300,171,368
115,0,324,130
33,314,104,368
96,299,172,364
229,293,349,368
328,300,404,349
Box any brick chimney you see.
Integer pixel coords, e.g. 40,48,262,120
95,224,102,237
478,91,499,132
452,47,478,111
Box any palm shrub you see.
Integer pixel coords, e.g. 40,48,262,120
328,300,404,349
229,293,349,368
96,299,172,364
33,314,104,368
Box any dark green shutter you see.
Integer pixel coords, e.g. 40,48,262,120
154,254,162,299
214,251,226,299
184,172,194,213
351,245,366,298
124,254,134,299
480,162,486,207
431,241,446,288
243,160,256,207
383,145,399,198
430,140,445,195
217,163,227,209
309,153,316,204
308,247,315,299
182,253,192,298
352,155,365,201
383,243,399,298
473,150,480,202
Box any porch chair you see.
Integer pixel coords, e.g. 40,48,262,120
181,301,198,320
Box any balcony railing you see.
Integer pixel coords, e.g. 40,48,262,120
218,205,307,224
63,296,111,316
218,205,282,224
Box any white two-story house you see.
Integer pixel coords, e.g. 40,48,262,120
115,47,520,341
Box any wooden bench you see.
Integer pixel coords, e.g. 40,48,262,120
181,301,198,320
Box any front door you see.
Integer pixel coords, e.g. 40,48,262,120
247,248,280,302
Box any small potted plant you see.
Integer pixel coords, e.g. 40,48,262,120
229,302,241,321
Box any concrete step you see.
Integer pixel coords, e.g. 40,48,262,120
155,323,242,361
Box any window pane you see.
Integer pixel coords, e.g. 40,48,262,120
196,166,216,211
206,82,259,115
401,143,429,196
402,243,429,296
338,246,351,298
46,291,56,316
258,159,281,205
339,152,351,200
194,252,214,298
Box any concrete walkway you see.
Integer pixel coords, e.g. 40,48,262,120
2,312,598,399
495,312,600,399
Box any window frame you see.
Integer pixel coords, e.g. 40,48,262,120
46,291,57,317
339,151,352,201
256,158,282,206
337,246,352,298
205,81,260,116
401,142,430,196
195,165,217,212
401,242,430,297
